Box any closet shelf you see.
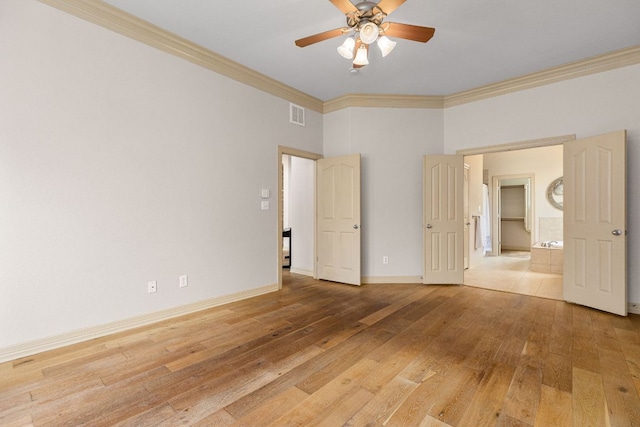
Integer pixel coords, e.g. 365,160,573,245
501,217,525,221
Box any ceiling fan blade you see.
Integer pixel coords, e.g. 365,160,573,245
383,22,435,43
295,28,347,47
376,0,407,15
328,0,358,14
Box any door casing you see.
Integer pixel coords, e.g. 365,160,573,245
277,146,322,290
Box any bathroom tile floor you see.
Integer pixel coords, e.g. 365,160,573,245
464,250,563,300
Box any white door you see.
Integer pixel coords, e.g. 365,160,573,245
423,155,464,284
317,154,361,286
564,130,627,315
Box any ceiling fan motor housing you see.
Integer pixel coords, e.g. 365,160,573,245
346,1,386,44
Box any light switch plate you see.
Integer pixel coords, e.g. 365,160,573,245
261,200,270,210
261,189,270,199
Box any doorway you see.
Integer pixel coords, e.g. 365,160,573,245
277,146,322,289
459,137,570,300
278,147,363,288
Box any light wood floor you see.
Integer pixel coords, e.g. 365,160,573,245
464,251,564,301
2,272,639,426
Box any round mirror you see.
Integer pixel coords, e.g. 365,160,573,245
547,177,563,210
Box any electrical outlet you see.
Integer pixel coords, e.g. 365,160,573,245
382,256,389,265
148,281,157,293
179,275,188,288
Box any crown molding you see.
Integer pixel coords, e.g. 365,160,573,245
37,1,640,113
444,45,640,108
323,94,445,113
37,0,325,113
456,134,576,156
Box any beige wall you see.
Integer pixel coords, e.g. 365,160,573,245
0,0,322,351
324,107,444,279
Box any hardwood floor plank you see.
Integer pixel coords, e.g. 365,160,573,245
347,376,419,426
230,387,309,427
572,334,601,373
358,289,431,326
386,365,483,426
224,328,393,419
534,384,572,427
2,272,640,426
268,358,379,426
495,413,533,427
160,359,279,425
112,403,176,427
0,412,34,427
501,355,543,425
619,341,640,379
100,343,205,386
31,383,158,427
313,386,374,427
362,338,427,393
634,377,640,401
0,389,34,427
572,367,608,426
457,363,516,427
601,374,640,427
598,347,633,377
294,327,395,395
547,301,573,355
418,414,452,426
190,409,237,427
542,351,572,392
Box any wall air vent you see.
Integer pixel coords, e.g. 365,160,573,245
289,103,305,127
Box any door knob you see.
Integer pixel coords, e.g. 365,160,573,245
426,224,433,229
612,229,622,236
353,224,359,230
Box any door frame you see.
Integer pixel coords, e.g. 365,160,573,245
277,146,322,290
464,164,470,269
490,173,535,256
456,133,575,273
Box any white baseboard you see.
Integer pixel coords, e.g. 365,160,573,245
629,302,640,315
362,276,422,284
0,283,278,364
290,268,314,277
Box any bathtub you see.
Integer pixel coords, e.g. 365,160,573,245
531,241,563,274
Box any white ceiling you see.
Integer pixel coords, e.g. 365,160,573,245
102,0,640,101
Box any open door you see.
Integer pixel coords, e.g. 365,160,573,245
564,130,627,315
317,154,361,286
423,155,464,284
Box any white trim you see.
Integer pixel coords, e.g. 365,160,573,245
362,276,422,284
290,268,314,277
37,1,640,113
629,302,640,315
0,284,278,364
323,94,445,113
456,134,576,156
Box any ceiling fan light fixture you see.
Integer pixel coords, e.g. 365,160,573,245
337,37,356,59
359,22,379,44
353,45,369,66
377,36,397,57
